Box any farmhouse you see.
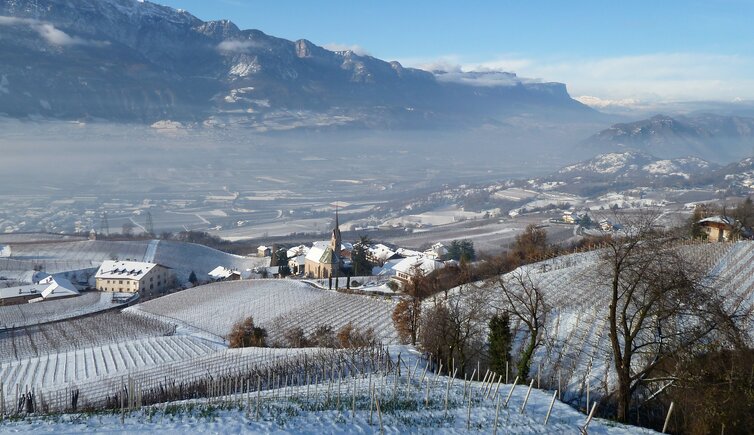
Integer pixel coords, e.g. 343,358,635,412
698,215,740,242
257,245,271,257
95,260,171,296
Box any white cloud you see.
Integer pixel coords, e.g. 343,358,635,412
217,39,262,52
322,43,370,56
403,52,754,103
0,16,108,47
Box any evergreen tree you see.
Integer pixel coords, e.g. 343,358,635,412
488,312,512,376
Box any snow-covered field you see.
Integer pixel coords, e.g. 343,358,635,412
482,241,752,407
0,336,218,401
0,312,173,363
0,365,655,434
0,292,131,331
127,280,398,344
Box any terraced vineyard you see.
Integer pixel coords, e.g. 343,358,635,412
0,312,174,363
0,335,219,402
128,280,398,343
490,241,751,407
0,292,132,331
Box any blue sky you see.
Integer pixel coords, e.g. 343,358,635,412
159,0,754,104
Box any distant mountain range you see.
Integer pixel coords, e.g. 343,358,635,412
0,0,593,127
546,150,754,195
581,114,754,162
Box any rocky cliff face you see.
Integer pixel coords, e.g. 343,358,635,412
0,0,593,127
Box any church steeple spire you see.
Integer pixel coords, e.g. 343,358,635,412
329,203,342,264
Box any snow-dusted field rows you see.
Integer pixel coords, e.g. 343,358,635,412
0,336,218,401
497,241,746,406
0,292,130,331
7,347,327,413
128,280,398,343
0,312,173,363
0,364,655,434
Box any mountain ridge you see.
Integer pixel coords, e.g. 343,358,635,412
0,0,594,127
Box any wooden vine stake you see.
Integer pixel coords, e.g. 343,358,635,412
520,379,534,414
544,390,557,425
662,401,675,434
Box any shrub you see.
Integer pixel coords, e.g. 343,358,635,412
227,316,267,348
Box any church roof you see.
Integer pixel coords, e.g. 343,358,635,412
305,246,336,264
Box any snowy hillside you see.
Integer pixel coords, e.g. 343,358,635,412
127,280,399,344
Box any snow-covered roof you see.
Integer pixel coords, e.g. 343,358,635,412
368,244,397,261
208,266,240,279
95,260,162,280
393,256,444,275
0,276,79,301
305,246,334,264
0,245,10,257
698,215,736,226
312,241,350,252
395,248,422,258
40,277,80,299
286,244,309,258
0,284,45,300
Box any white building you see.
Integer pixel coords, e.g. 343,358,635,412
95,260,171,296
391,256,444,287
0,276,80,306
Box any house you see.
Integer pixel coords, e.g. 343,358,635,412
598,218,615,232
391,256,444,287
424,242,449,260
286,245,309,275
208,266,242,281
0,276,79,306
257,246,272,257
304,210,344,279
366,243,401,265
95,260,171,296
698,216,741,242
563,211,579,224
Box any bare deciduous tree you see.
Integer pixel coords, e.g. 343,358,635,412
488,268,549,381
600,212,751,423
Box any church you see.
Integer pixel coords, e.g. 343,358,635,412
304,209,344,279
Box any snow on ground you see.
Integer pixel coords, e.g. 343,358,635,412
480,241,750,408
0,336,219,400
0,369,656,434
0,292,132,330
127,280,398,344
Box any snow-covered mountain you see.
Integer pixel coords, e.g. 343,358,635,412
581,114,754,162
556,150,714,181
0,0,593,126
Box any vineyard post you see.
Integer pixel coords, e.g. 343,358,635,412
369,385,374,425
504,376,519,408
305,374,310,406
493,396,501,435
336,371,341,411
505,361,509,384
466,389,473,430
662,402,674,434
537,364,541,389
477,360,480,381
420,361,429,385
581,401,597,434
520,379,534,414
425,378,430,407
1,381,4,421
351,376,356,419
586,377,590,412
15,385,18,416
255,375,260,421
544,390,557,425
375,395,383,435
558,371,561,401
245,379,250,418
493,374,502,399
444,376,450,417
